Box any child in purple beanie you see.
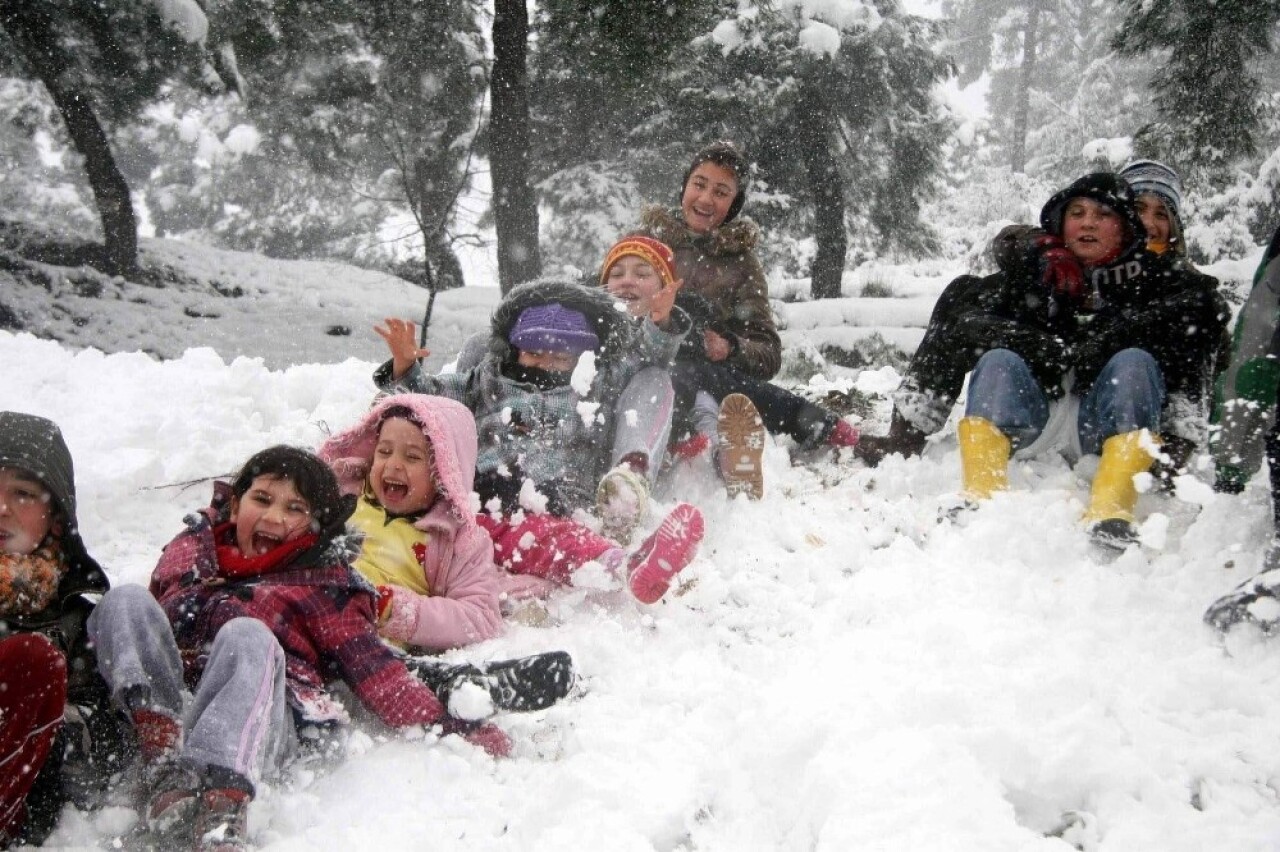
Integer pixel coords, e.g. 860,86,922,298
374,277,705,607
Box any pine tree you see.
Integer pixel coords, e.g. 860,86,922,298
1113,0,1280,177
946,0,1151,181
124,0,485,316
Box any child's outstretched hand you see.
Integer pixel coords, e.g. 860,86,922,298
374,318,431,380
650,276,683,328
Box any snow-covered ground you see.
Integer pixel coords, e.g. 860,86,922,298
5,240,1280,851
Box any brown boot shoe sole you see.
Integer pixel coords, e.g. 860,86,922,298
718,393,765,500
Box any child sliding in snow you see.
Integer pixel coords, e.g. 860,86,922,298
319,394,574,710
374,277,704,605
1205,223,1280,633
88,446,524,851
0,412,126,847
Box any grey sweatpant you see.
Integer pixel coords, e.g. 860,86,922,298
611,366,675,486
88,585,294,785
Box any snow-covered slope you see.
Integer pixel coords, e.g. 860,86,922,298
3,237,1280,850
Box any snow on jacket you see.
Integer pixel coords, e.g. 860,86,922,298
894,230,1228,440
374,276,680,514
318,394,504,651
639,205,781,380
1212,227,1280,483
149,483,446,727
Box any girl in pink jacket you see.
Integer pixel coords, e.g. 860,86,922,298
321,394,503,651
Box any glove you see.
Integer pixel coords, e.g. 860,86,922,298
376,585,395,622
1214,465,1248,494
439,717,512,758
1032,234,1085,303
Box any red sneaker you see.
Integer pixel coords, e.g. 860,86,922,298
626,503,705,604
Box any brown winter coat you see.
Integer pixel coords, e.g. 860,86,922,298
640,206,781,380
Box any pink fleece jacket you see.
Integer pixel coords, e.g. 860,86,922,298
319,394,503,651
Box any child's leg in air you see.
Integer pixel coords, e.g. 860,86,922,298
478,506,704,605
600,367,676,543
89,585,185,763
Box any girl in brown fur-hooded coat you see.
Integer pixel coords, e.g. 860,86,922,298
639,141,781,381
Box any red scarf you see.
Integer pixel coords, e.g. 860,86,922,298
212,521,320,579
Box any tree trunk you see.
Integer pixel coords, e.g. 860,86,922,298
0,1,138,274
797,90,846,300
1010,0,1042,175
489,0,541,293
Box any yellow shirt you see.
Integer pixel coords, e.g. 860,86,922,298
349,496,431,596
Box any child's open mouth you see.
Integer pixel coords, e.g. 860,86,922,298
382,480,410,502
251,531,283,555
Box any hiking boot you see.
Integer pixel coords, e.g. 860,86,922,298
626,503,705,604
123,683,183,764
144,761,202,839
194,787,251,852
596,464,651,545
132,707,183,765
717,393,765,500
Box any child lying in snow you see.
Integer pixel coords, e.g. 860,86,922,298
372,278,705,605
88,446,526,851
319,394,575,710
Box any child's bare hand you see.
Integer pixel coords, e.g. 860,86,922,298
374,319,431,379
650,276,682,327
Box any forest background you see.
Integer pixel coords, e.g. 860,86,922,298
3,0,1280,351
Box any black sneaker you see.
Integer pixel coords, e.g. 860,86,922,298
407,651,576,713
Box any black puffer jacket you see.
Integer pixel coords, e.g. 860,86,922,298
900,229,1228,435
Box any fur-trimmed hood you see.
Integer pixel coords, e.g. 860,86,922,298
640,205,760,258
318,394,480,531
488,276,637,374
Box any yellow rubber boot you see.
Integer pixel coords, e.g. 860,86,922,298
1084,430,1160,525
958,416,1011,500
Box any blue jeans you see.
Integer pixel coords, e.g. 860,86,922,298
965,348,1165,455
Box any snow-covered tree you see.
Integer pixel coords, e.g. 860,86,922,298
670,0,953,297
1113,0,1280,178
945,0,1151,182
0,0,241,273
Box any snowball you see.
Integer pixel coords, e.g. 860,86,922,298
447,681,495,721
1137,512,1169,550
577,400,601,428
571,351,597,396
517,478,549,513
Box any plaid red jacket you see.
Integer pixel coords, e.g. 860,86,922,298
150,483,445,727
